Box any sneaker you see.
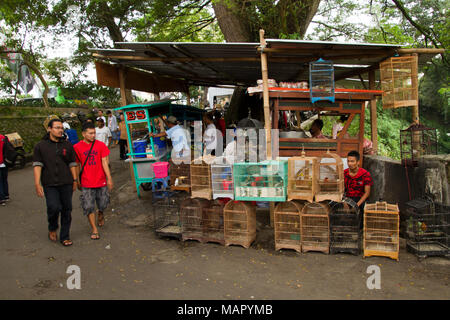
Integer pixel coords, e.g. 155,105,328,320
0,201,6,206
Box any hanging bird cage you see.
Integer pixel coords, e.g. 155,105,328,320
363,201,400,261
301,202,331,254
287,152,319,202
330,198,361,255
380,55,418,109
400,123,438,167
180,198,210,243
152,196,185,240
202,200,225,245
223,201,256,249
237,108,264,162
211,157,234,199
274,201,305,253
169,159,191,193
190,158,213,199
315,152,344,202
309,58,335,103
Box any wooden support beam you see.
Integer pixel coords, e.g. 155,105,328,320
368,70,378,154
411,54,419,123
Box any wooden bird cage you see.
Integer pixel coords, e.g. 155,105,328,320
287,154,319,203
190,158,213,199
223,201,256,249
180,197,210,243
400,123,438,167
330,198,361,255
301,202,330,254
211,157,234,199
274,201,305,253
380,56,418,109
169,159,191,192
363,201,400,261
202,200,225,245
315,152,344,202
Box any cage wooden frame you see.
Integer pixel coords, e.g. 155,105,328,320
287,154,319,203
202,200,225,245
190,158,213,200
180,197,210,243
315,152,344,202
274,201,305,253
301,202,330,254
223,201,256,249
363,201,400,261
169,159,191,193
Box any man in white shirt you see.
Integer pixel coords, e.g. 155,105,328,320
95,118,112,148
97,110,106,124
150,116,189,161
203,113,217,156
106,110,119,145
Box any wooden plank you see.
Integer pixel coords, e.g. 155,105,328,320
368,70,378,153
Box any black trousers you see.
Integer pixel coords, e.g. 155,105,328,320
43,184,73,242
0,167,8,201
119,139,128,159
349,196,366,229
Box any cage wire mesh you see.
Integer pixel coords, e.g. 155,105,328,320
309,58,335,103
329,198,361,255
301,202,331,254
211,158,234,199
169,159,191,192
202,200,225,245
400,123,438,167
274,201,305,253
180,198,210,242
223,201,256,249
152,196,185,239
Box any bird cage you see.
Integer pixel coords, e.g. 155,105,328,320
211,157,234,199
274,201,305,253
315,152,344,202
301,202,330,254
169,159,191,192
287,153,319,202
190,158,213,199
202,200,225,245
330,198,361,255
152,197,183,240
406,201,449,259
400,123,437,167
380,56,418,109
403,197,434,237
309,58,335,103
233,160,288,202
223,201,256,248
363,201,400,261
180,198,210,243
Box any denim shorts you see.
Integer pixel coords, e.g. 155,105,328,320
80,186,110,216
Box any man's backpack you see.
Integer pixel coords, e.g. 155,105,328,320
3,137,18,168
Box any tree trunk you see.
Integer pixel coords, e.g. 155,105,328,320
212,1,253,42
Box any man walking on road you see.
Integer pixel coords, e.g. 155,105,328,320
33,119,78,246
74,121,114,240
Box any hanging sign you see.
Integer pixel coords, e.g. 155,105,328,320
126,110,147,122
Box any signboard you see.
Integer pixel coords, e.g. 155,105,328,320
126,110,147,122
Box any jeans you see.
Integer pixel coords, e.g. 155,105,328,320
119,139,128,159
43,184,73,242
0,167,8,201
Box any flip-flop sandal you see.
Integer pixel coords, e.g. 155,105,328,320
61,239,73,246
90,233,100,240
48,232,57,242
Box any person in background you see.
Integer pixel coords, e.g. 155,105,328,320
203,112,218,156
118,113,128,160
106,110,119,146
332,115,348,139
344,150,373,228
310,119,326,139
97,110,106,124
213,110,226,139
150,116,189,160
95,118,112,149
0,134,10,206
33,119,78,246
223,125,237,164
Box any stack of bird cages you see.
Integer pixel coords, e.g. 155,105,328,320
406,201,449,259
309,58,335,103
169,159,191,192
233,160,288,202
301,202,331,254
180,197,210,243
223,201,256,248
330,198,361,255
380,55,418,109
190,158,213,199
274,201,305,253
287,154,318,203
211,157,234,199
202,200,225,245
363,202,400,261
400,123,438,167
315,152,344,202
152,196,185,240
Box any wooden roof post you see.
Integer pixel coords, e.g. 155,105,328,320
368,70,378,154
411,53,419,124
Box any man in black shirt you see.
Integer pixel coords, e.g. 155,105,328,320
33,119,78,246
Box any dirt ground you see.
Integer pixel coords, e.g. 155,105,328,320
0,146,449,300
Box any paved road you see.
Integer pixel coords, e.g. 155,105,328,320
0,147,449,300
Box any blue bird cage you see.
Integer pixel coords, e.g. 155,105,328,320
309,58,335,103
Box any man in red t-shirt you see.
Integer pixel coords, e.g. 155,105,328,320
74,121,114,240
344,150,373,227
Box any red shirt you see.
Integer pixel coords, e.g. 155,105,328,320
344,167,373,198
74,140,110,188
0,135,5,164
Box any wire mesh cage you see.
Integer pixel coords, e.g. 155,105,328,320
406,201,449,259
169,159,191,192
363,201,400,261
152,195,187,240
223,201,256,249
233,160,288,202
190,158,213,200
211,157,234,199
180,197,210,243
309,58,335,103
274,201,305,253
403,197,434,237
301,202,331,254
330,198,361,255
400,123,438,167
315,152,344,202
202,200,225,245
287,154,318,203
380,56,418,109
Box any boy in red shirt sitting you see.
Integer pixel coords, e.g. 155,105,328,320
74,122,114,240
344,150,373,228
